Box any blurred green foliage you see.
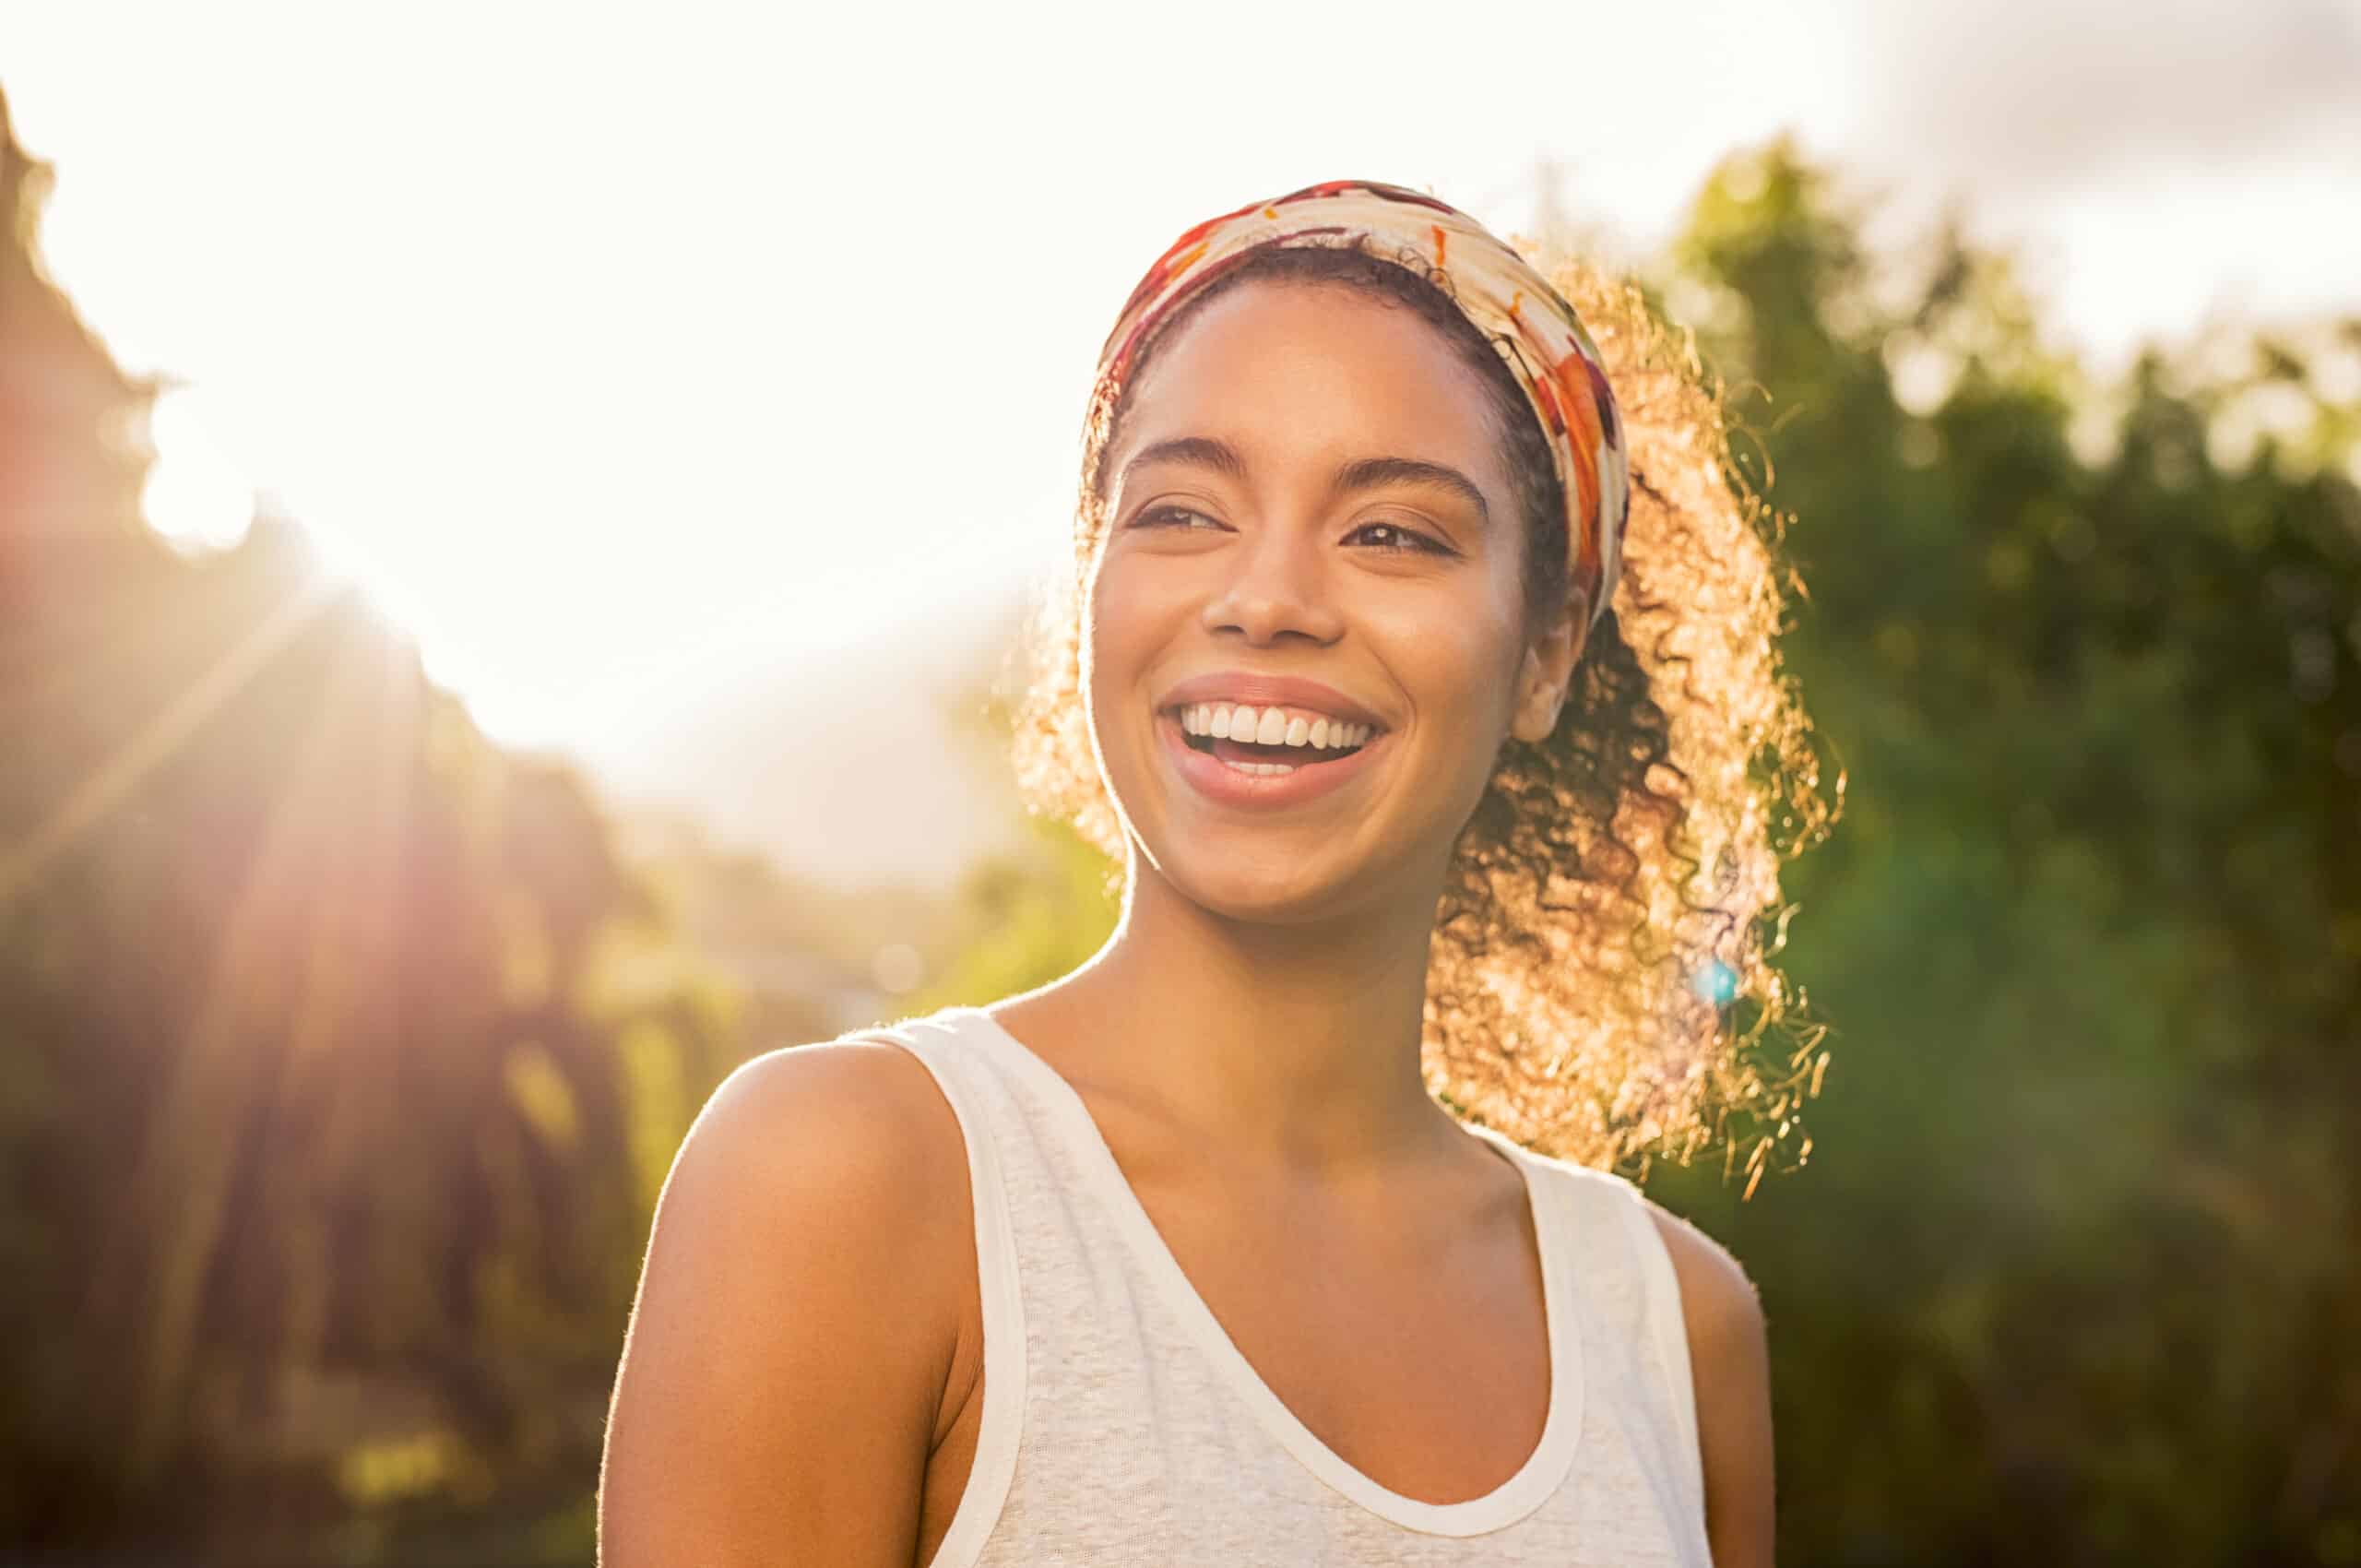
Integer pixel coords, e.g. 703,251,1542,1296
1,83,2355,1566
1641,140,2361,1563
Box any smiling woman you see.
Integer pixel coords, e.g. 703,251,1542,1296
1029,209,1832,1172
599,180,1833,1568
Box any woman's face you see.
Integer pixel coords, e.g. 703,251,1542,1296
1086,279,1583,924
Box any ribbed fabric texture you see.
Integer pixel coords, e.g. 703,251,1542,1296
855,1005,1714,1567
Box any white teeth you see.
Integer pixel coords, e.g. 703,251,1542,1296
1220,758,1296,776
1169,702,1380,751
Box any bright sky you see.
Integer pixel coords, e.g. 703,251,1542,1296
5,0,2356,879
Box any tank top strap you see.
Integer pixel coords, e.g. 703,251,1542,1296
838,1010,1033,1568
1514,1152,1710,1530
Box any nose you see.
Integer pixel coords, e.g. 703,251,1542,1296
1200,521,1345,647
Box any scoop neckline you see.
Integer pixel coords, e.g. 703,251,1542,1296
952,1004,1584,1538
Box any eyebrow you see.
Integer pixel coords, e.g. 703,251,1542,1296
1117,435,1490,527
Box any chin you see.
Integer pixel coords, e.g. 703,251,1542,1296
1138,838,1387,928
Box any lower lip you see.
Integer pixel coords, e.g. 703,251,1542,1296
1157,710,1387,810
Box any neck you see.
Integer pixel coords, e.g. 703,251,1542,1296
1021,844,1461,1174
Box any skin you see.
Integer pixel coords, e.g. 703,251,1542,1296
598,282,1775,1566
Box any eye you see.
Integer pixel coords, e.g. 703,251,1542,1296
1347,519,1451,555
1131,505,1225,532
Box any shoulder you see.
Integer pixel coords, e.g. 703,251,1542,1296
599,1035,978,1563
1530,1158,1766,1352
625,1032,983,1434
666,1035,974,1257
1637,1194,1765,1350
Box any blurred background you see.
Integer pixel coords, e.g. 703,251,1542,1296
1,2,2355,1562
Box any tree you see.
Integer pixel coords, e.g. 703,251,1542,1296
0,85,730,1553
1649,138,2361,1562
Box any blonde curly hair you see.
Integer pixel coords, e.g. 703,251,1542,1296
1007,234,1840,1187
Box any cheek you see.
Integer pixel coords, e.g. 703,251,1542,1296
1360,599,1521,737
1428,646,1520,781
1082,555,1177,719
1088,552,1154,637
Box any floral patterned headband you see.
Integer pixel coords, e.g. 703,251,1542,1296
1094,178,1630,634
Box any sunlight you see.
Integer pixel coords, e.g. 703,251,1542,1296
140,386,255,554
0,571,340,909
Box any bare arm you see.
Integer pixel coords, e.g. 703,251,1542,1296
599,1040,970,1567
1648,1203,1777,1568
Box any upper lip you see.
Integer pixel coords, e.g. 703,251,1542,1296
1157,672,1389,731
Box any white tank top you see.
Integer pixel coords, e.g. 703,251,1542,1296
853,1004,1714,1567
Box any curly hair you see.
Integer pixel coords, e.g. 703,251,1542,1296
1007,234,1839,1186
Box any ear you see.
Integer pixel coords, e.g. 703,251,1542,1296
1510,590,1587,744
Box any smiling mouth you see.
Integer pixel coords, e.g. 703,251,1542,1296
1170,715,1375,773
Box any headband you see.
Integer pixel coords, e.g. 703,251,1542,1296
1094,178,1630,634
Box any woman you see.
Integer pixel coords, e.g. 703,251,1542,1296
600,180,1827,1566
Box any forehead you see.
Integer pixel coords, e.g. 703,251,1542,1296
1111,281,1502,478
